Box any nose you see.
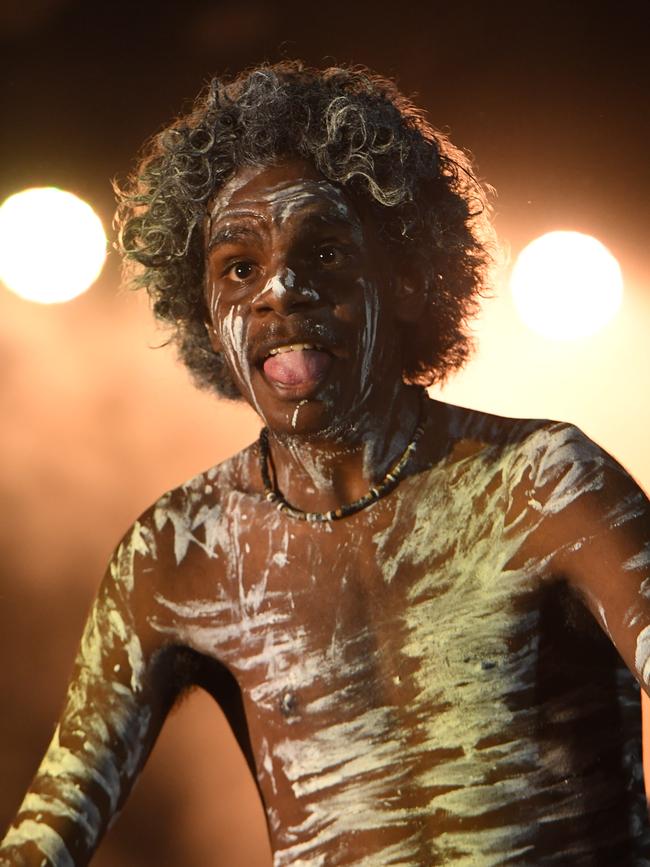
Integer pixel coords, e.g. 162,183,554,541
251,268,321,316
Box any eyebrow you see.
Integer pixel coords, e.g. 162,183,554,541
208,211,361,251
290,211,363,236
207,224,263,252
282,211,363,244
296,213,366,250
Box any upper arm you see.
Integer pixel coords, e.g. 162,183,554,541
526,425,650,695
0,514,178,867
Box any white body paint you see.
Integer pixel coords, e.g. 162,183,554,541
4,410,650,864
147,414,650,862
0,525,154,866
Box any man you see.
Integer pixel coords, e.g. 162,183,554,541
2,61,650,865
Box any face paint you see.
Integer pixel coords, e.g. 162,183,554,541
291,399,308,430
266,275,287,300
217,305,265,420
204,160,406,440
208,176,354,230
253,268,320,307
355,276,380,404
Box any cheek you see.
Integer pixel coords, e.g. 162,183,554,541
208,297,250,388
216,304,249,378
216,307,265,416
356,280,381,349
204,269,222,349
333,278,378,320
205,266,223,319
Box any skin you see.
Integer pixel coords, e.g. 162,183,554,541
2,160,650,866
203,160,424,511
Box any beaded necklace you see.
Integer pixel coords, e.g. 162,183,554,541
258,397,427,522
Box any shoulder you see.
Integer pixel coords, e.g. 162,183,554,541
434,400,636,500
111,444,259,593
434,399,580,467
440,399,599,456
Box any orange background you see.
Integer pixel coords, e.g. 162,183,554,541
1,1,649,863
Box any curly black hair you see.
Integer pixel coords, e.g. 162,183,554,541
115,60,495,399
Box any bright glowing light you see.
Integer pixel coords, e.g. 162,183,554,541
0,187,106,304
510,231,623,340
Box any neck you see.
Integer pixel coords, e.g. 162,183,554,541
263,383,426,515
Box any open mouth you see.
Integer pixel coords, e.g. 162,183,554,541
261,342,334,388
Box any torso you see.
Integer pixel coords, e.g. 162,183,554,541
141,402,650,865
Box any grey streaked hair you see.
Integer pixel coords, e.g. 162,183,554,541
115,60,495,398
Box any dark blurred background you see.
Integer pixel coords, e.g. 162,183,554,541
1,1,649,864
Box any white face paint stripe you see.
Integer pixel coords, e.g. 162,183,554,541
209,178,356,227
356,278,380,404
251,269,318,307
291,400,308,430
217,306,264,419
262,181,355,226
267,275,287,299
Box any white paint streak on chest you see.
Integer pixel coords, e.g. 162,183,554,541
378,450,540,805
147,422,650,864
625,543,650,574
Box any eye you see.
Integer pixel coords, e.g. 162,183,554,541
225,261,256,282
316,244,344,266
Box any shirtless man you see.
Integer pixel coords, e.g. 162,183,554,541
2,61,650,865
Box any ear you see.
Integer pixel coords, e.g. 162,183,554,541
393,274,427,325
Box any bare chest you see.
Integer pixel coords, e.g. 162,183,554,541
149,475,539,753
141,425,650,863
145,458,642,864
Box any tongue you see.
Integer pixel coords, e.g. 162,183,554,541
263,349,332,386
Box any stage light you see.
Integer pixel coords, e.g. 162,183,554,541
510,231,623,340
0,187,107,304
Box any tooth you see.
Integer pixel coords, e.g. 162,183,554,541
268,343,319,356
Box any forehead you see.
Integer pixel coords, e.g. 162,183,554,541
208,159,359,228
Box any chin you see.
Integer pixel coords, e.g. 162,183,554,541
263,397,366,445
240,366,371,441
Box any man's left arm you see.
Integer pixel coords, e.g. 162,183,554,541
538,431,650,695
